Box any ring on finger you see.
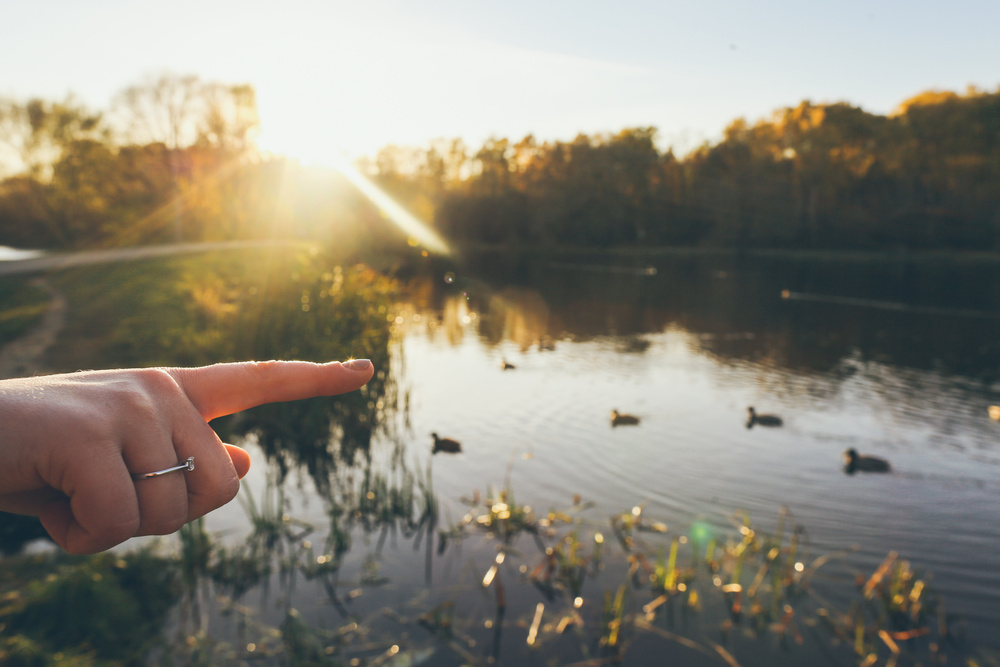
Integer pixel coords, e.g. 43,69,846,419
132,456,196,480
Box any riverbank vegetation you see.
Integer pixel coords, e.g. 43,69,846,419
1,76,998,254
0,475,984,666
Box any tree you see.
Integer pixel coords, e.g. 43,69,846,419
0,95,104,180
112,73,203,149
198,84,260,152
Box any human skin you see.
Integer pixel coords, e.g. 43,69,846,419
0,359,374,554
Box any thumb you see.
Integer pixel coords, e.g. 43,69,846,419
224,444,251,479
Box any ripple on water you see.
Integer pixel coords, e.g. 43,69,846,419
398,320,1000,650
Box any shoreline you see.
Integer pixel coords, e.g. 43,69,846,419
453,243,1000,264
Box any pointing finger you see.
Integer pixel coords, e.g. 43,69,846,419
171,359,374,421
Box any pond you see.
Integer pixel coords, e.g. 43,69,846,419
385,251,1000,661
4,248,1000,666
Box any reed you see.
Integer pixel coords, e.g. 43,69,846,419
0,479,985,667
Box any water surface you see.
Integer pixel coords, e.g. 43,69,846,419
390,252,1000,646
204,251,1000,662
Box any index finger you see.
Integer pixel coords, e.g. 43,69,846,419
171,359,374,421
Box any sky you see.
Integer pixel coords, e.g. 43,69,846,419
2,0,998,163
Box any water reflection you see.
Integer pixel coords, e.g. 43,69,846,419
438,250,1000,413
399,250,1000,656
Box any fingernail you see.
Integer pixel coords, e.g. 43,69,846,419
342,359,371,371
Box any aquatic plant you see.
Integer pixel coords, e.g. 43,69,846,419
0,475,985,666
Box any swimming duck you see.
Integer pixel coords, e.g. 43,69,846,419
746,407,783,429
431,433,462,454
842,448,891,474
610,409,640,427
536,337,556,351
501,359,516,370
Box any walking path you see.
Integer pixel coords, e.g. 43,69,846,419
0,240,310,276
0,278,66,379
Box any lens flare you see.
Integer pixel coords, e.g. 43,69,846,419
690,520,713,544
328,151,450,255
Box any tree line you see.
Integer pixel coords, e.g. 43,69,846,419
0,74,391,252
1,76,998,252
373,86,1000,251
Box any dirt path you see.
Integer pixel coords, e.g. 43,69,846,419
0,239,308,276
0,278,66,379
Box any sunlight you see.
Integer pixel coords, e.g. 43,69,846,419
326,150,451,256
257,110,449,255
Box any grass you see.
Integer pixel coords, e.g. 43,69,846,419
0,549,179,664
41,245,399,370
0,276,51,346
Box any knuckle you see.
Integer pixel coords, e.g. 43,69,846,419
136,367,184,400
106,368,180,423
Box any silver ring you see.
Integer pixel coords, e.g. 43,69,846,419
132,456,195,480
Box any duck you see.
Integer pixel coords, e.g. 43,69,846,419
746,406,783,429
536,337,556,351
620,337,651,353
610,409,640,427
431,432,462,454
842,448,891,474
501,359,516,370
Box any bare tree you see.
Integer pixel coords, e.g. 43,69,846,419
111,73,260,154
111,73,204,149
198,83,260,152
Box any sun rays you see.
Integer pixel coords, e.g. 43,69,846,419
327,150,450,256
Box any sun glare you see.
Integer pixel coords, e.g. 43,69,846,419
256,119,449,256
326,150,451,256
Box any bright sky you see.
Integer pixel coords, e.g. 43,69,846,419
3,0,998,163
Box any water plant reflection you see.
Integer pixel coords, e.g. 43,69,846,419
435,496,967,666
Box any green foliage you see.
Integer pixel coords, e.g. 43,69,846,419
44,246,397,367
0,550,179,663
399,89,1000,252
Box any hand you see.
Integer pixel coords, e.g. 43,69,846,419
0,359,374,554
